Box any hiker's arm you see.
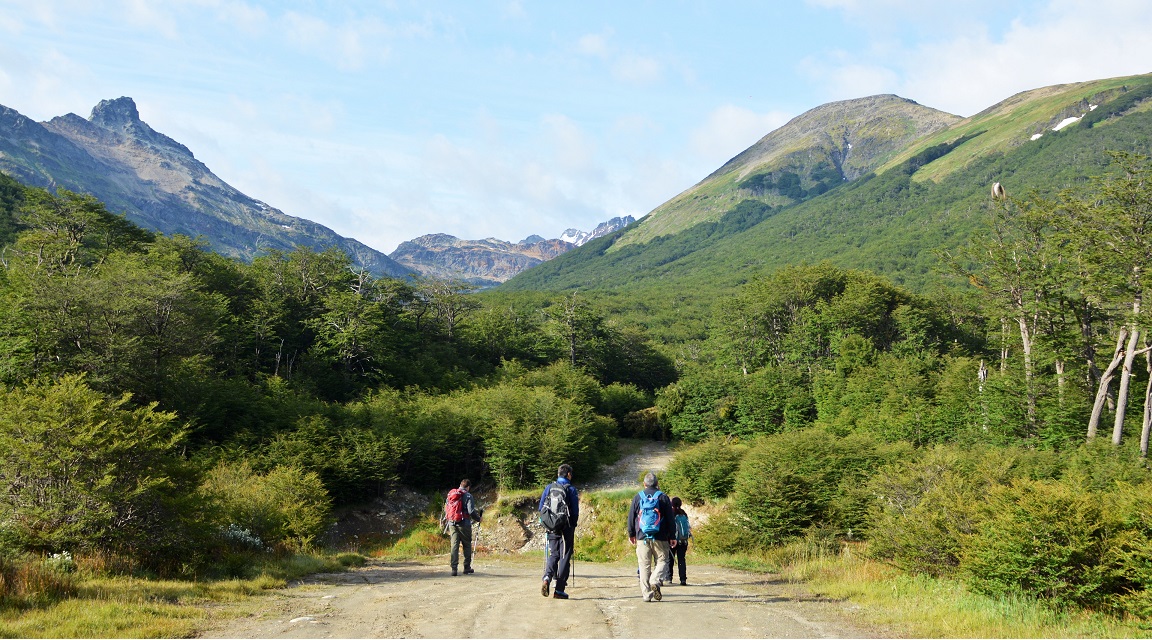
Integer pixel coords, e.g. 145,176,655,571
626,495,638,542
569,485,580,529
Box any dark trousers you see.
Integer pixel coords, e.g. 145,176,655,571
663,541,688,583
543,528,574,591
672,543,686,582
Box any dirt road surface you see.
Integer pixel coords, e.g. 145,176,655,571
200,555,890,639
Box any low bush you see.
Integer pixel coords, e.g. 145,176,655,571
960,479,1118,610
661,437,748,503
865,445,1012,575
201,461,333,552
691,509,765,555
731,427,908,545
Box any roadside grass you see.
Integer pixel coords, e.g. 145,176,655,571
701,539,1150,639
575,489,634,563
0,551,366,639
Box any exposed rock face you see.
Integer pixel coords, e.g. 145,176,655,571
390,215,637,286
560,215,636,246
390,234,575,286
0,97,406,277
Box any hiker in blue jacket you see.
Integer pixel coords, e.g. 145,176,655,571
627,472,676,602
539,463,579,600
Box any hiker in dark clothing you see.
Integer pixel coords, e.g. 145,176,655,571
539,463,579,599
665,496,691,585
627,472,676,602
445,479,481,576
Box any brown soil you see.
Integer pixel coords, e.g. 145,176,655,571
198,555,892,639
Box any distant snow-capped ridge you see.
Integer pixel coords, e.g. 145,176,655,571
559,215,636,246
390,215,639,287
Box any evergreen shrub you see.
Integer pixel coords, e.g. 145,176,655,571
201,461,332,552
731,428,908,545
661,437,748,504
960,479,1118,609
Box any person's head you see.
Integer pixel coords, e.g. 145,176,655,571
672,496,682,508
643,472,658,488
558,463,572,480
460,479,471,489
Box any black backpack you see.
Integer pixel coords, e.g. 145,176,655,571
539,482,571,532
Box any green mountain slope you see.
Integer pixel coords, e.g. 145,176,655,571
618,94,960,247
497,73,1152,343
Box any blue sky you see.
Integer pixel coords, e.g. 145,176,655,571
2,1,1151,253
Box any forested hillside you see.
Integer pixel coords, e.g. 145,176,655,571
500,75,1152,347
0,179,674,571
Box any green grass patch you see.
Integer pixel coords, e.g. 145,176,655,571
778,543,1148,638
574,489,636,563
0,551,362,638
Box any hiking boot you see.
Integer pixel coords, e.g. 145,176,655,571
463,568,475,574
451,569,458,576
552,591,569,599
680,580,687,586
541,580,550,597
652,583,662,601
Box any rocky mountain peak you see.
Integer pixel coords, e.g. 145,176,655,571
90,97,141,128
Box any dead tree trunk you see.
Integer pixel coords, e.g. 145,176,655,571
1113,297,1143,445
1018,316,1037,429
1141,344,1152,457
1088,327,1128,441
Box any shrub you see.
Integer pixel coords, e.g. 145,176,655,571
1109,481,1152,619
661,438,748,504
465,384,616,489
865,446,1003,576
960,479,1119,609
0,375,200,566
597,382,653,427
731,427,908,545
201,461,332,551
691,509,765,555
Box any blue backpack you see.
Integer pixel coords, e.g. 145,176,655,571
674,513,691,542
636,490,663,539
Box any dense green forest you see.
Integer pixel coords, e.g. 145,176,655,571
3,145,1152,621
0,172,674,570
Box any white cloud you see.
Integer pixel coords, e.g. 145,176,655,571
690,105,793,167
280,11,392,70
612,54,663,86
124,0,180,39
577,32,611,58
802,0,1152,116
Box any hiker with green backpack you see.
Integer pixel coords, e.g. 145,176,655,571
627,472,677,602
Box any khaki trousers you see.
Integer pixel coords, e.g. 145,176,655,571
635,538,670,600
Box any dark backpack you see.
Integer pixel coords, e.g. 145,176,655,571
445,488,467,523
539,482,571,532
636,490,663,539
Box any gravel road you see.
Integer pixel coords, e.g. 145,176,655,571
200,556,889,639
200,439,892,638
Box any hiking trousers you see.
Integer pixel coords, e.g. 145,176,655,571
543,528,574,592
449,520,472,571
669,541,688,583
636,538,670,600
